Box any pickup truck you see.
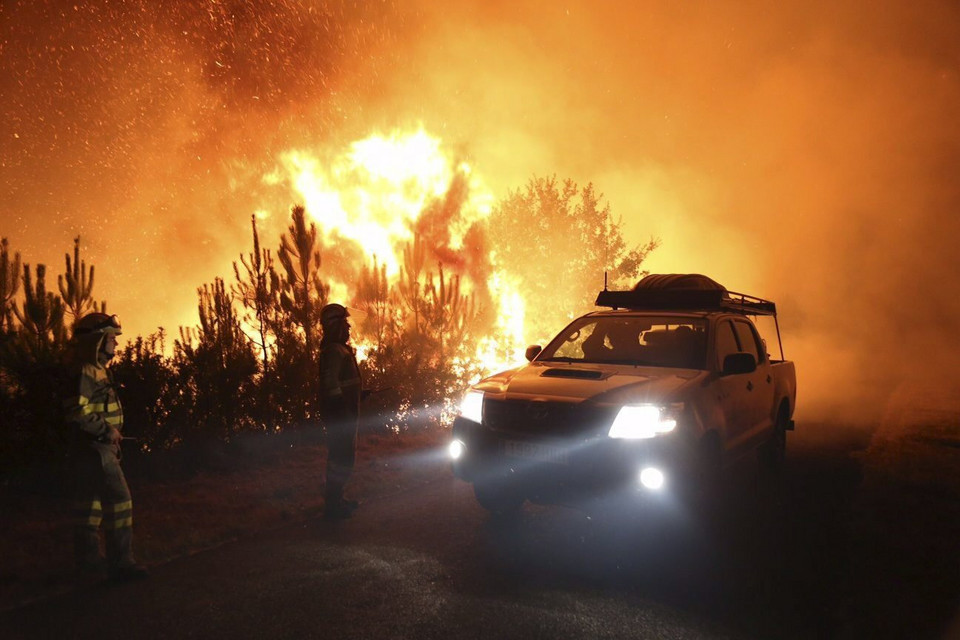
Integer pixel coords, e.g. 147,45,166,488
449,273,797,514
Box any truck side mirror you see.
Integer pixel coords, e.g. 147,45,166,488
525,345,542,362
722,352,757,376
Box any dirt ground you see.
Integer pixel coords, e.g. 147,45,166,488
2,382,958,637
840,383,960,639
0,428,451,611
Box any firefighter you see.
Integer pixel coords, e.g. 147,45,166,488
318,303,362,519
64,312,148,581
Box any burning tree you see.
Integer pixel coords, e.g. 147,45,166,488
0,128,668,477
383,235,485,416
486,176,659,342
353,256,394,352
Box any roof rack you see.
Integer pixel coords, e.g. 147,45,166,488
595,288,777,316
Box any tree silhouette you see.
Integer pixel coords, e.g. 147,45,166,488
353,256,394,351
397,234,427,337
58,236,105,327
0,238,21,334
3,263,67,474
233,215,281,373
423,263,476,365
111,330,181,455
14,264,66,356
277,205,328,362
175,278,259,443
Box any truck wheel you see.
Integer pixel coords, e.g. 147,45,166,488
473,481,524,516
759,408,788,476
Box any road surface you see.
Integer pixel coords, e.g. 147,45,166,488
3,417,957,639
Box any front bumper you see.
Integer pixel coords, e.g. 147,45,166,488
451,416,694,504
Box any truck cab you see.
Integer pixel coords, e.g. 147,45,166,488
449,274,797,515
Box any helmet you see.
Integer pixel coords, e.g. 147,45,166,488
320,303,349,326
75,312,122,336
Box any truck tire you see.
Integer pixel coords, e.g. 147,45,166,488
473,481,524,516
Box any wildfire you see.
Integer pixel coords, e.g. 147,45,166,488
267,127,528,379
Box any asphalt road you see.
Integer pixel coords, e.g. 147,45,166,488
2,422,940,640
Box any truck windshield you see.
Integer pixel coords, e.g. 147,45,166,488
539,315,708,369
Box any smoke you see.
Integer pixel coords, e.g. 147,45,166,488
3,1,959,421
376,1,960,422
1,0,408,330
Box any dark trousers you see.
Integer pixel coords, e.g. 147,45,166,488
324,415,357,505
72,444,135,569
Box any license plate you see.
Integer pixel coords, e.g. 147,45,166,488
502,439,568,465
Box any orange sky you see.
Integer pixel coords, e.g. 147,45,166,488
3,1,959,420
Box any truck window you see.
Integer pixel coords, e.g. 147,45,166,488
715,321,739,370
733,320,764,364
540,315,707,368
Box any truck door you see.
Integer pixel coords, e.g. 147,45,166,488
713,319,752,454
733,319,776,448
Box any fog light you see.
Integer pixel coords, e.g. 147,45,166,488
448,439,465,460
639,467,665,490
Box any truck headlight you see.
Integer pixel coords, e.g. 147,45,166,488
639,467,666,490
608,404,681,439
448,439,466,460
459,390,484,424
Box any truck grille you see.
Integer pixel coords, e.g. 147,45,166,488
482,398,616,437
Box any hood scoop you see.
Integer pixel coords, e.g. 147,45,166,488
541,368,605,380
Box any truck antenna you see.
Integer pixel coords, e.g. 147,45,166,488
604,271,608,291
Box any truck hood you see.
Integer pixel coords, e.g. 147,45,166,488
473,362,707,406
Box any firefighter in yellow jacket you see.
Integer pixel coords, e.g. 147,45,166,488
319,303,362,519
64,312,148,581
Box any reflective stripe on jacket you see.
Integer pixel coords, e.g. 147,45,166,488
64,362,123,442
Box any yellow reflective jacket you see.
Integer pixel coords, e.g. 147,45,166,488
63,331,123,444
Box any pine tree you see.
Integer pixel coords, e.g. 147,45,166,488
397,234,427,336
233,215,281,373
0,238,21,334
277,205,328,361
14,264,66,355
175,278,259,442
58,236,105,327
423,263,476,365
354,256,394,350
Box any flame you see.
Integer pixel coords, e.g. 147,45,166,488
473,269,528,378
268,128,493,277
268,127,526,379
